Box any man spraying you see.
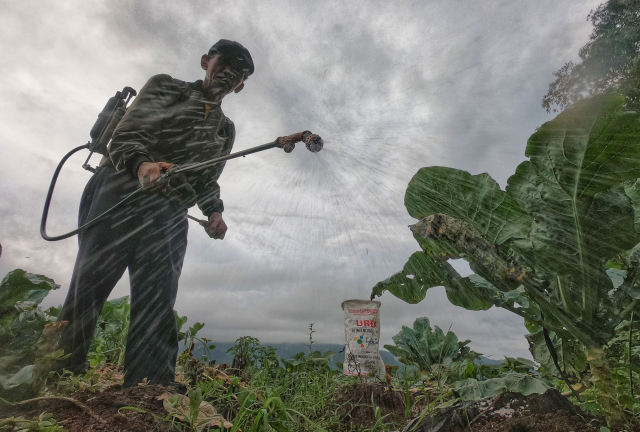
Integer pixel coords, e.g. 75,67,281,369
56,40,265,386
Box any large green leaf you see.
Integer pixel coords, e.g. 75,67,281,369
613,241,640,307
376,94,640,350
0,270,59,358
0,269,59,314
405,167,532,246
373,167,536,317
454,373,550,401
0,364,35,392
507,95,640,323
525,323,588,378
371,252,494,310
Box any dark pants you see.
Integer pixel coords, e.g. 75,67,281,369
57,166,188,386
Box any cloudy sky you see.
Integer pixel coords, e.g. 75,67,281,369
0,0,601,359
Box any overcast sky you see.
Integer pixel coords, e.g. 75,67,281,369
0,0,601,360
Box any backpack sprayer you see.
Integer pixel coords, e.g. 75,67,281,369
40,86,324,242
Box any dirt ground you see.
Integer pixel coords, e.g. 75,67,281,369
0,384,180,432
410,389,640,432
2,382,639,432
335,382,408,431
333,384,640,432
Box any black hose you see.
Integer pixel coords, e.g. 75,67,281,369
41,138,284,241
40,144,143,241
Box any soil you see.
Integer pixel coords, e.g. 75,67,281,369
2,380,639,431
335,382,408,431
333,384,640,432
0,383,184,432
409,389,640,432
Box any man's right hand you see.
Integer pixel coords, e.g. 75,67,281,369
137,161,174,188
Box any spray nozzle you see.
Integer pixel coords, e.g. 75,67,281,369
277,131,324,153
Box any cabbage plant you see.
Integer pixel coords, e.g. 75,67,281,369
371,94,640,415
384,317,472,373
0,269,63,400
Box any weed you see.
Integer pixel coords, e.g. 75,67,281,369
48,368,100,395
0,411,66,432
306,323,316,354
366,393,392,432
227,336,261,372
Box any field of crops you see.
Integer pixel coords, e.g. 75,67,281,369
0,264,638,431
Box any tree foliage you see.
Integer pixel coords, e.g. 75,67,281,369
543,0,640,112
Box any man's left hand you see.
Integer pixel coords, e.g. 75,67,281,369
206,212,227,239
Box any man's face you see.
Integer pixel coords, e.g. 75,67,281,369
201,52,245,100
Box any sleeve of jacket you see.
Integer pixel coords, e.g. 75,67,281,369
108,74,181,177
191,120,236,217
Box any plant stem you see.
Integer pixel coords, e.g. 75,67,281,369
306,323,315,354
523,281,600,347
555,276,579,319
541,322,581,401
403,368,411,418
621,300,638,318
630,311,635,398
584,346,623,420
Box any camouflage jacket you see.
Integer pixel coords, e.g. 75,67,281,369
104,74,235,216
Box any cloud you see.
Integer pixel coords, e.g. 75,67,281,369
0,0,601,360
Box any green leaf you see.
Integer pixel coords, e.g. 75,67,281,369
0,270,59,313
451,359,475,380
606,268,626,289
454,377,506,400
501,373,549,396
378,94,640,350
371,251,493,310
502,287,530,309
525,324,588,378
617,394,639,410
45,305,62,318
174,311,188,340
613,361,640,375
306,350,336,365
501,357,537,373
617,242,640,301
0,364,35,390
506,95,640,324
405,167,532,246
189,322,205,337
454,373,549,401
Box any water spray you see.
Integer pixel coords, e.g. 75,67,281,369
40,86,324,241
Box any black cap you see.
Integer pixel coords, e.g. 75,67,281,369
208,39,254,77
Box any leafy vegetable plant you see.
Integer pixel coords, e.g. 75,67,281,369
384,317,472,374
87,296,130,367
371,94,640,417
0,270,65,401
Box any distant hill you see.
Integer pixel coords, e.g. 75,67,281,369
480,357,502,366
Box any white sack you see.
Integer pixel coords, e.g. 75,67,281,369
341,299,385,378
